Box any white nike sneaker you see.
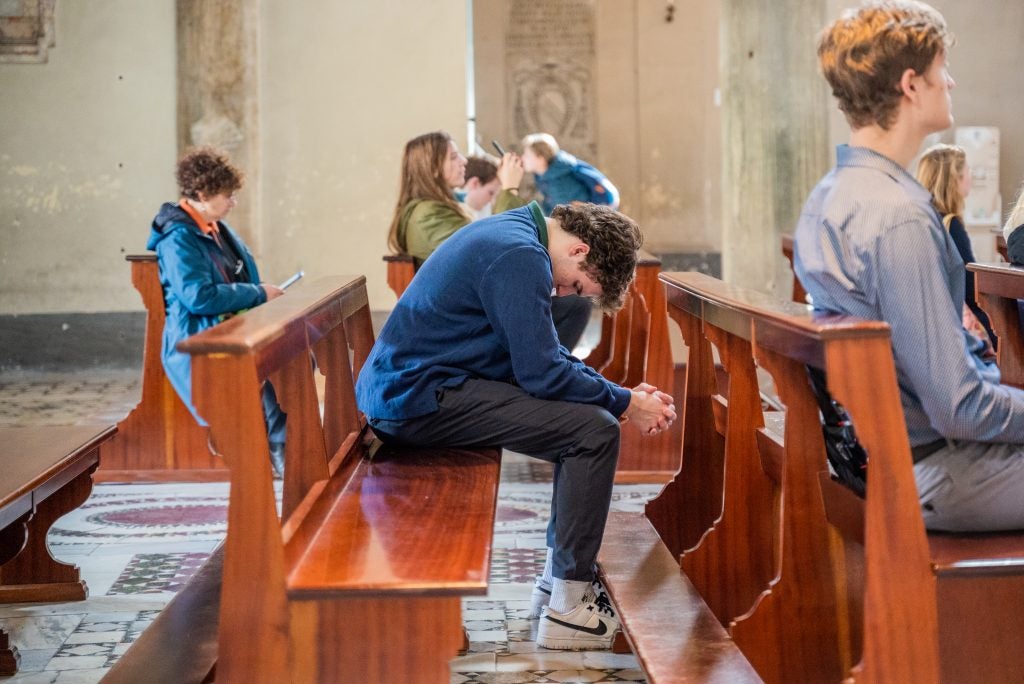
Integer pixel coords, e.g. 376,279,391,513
537,593,619,650
529,577,616,620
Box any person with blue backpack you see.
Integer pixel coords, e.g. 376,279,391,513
520,133,619,215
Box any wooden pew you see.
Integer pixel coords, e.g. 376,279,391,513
383,253,415,299
96,254,224,482
780,233,808,304
0,424,116,676
111,275,501,683
617,270,1024,682
604,272,845,682
996,234,1008,262
971,262,1024,387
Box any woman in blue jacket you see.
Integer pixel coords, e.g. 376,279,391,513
146,147,287,476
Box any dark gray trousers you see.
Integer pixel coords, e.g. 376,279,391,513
368,378,620,582
551,295,593,351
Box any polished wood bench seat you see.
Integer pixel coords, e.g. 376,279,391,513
0,424,116,676
600,512,761,683
102,274,502,683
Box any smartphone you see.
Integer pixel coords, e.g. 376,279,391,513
279,270,304,290
492,140,506,157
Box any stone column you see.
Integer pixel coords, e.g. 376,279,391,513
176,0,261,252
720,0,828,296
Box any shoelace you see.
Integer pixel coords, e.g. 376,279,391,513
583,589,616,617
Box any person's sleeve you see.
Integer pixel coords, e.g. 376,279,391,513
492,189,527,214
573,162,620,209
875,217,1024,441
477,246,631,416
157,229,266,316
948,216,996,341
404,202,469,261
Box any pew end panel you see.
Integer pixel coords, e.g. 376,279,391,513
97,254,223,482
383,253,415,300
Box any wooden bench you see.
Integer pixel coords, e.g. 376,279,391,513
0,424,116,676
996,233,1008,262
108,274,502,683
96,254,224,482
611,270,1024,682
780,232,808,304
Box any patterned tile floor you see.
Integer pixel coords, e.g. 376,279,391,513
0,369,658,683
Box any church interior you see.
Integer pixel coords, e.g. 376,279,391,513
2,0,1024,682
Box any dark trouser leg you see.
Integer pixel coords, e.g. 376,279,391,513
369,379,620,581
551,295,593,351
262,382,287,476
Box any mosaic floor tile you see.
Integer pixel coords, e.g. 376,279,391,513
107,553,210,595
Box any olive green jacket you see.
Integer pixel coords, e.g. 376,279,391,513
399,190,525,265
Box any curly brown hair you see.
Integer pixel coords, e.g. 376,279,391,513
818,1,953,130
176,147,244,201
551,203,642,311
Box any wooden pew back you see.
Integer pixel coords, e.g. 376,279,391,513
179,275,502,682
970,262,1024,387
659,271,940,683
97,255,222,481
179,275,372,681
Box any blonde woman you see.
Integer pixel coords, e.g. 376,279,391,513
917,143,996,351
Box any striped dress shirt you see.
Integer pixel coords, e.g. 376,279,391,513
794,145,1024,447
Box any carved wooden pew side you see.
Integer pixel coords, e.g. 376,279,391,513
0,425,116,676
602,272,850,682
96,254,223,482
622,270,1024,682
107,275,502,683
780,233,808,304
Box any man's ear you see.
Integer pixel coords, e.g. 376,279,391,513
464,177,479,189
569,242,590,258
899,67,919,99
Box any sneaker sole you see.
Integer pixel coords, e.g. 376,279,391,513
536,633,615,651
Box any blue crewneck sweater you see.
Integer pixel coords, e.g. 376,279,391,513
356,201,631,421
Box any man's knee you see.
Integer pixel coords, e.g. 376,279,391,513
573,406,621,453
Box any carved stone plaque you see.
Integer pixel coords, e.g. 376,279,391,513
506,0,596,159
0,0,56,63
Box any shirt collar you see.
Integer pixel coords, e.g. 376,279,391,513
528,201,548,248
178,199,220,236
835,144,933,205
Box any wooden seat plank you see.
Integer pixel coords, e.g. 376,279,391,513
286,444,501,597
600,512,760,684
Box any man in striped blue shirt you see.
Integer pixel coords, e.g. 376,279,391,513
795,1,1024,532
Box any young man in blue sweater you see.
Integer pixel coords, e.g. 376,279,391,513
356,201,675,650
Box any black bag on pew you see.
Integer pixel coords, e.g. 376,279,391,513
806,367,868,498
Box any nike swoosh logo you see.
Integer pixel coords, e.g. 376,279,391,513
543,614,608,636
